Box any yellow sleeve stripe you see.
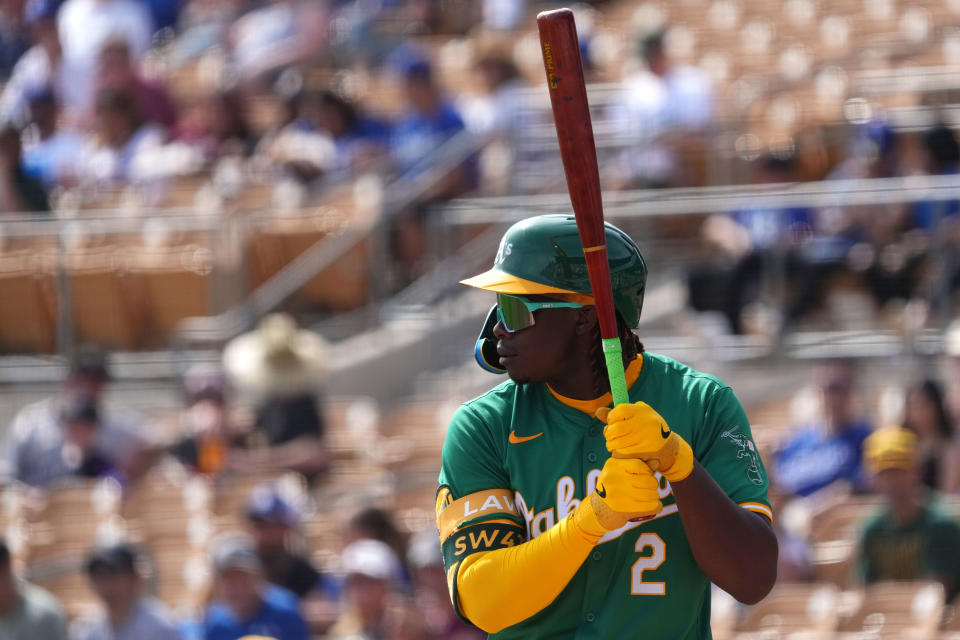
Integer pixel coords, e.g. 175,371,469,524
437,488,519,542
740,502,773,522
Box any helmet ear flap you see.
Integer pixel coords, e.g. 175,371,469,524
475,305,506,374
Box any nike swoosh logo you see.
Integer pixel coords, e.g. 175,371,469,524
661,424,670,439
509,431,544,444
596,482,607,498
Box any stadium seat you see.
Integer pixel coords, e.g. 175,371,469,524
64,246,145,350
24,479,127,565
151,548,212,616
127,244,215,346
810,495,882,586
838,581,945,639
0,250,56,353
811,496,883,545
246,204,371,311
324,396,380,461
734,582,840,638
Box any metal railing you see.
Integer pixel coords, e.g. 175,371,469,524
443,174,960,224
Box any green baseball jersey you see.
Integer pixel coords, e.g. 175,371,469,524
437,352,771,639
859,492,960,588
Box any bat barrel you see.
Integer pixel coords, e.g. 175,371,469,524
537,8,619,342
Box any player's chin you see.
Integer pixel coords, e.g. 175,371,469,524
503,361,534,384
506,369,532,385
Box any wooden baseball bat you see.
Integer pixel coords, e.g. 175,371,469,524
537,8,629,405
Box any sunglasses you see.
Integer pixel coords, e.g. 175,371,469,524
496,293,584,333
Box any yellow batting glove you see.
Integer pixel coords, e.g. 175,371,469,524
573,457,662,539
596,402,694,483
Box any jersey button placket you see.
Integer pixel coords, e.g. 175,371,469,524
587,452,598,463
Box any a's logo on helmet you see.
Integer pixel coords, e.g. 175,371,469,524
495,242,513,265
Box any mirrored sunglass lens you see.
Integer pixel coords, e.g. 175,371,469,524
496,294,534,331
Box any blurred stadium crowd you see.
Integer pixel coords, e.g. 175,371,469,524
1,0,960,638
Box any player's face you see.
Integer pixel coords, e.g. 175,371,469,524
873,467,918,503
493,303,584,384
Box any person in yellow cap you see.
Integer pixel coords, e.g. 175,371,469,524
857,427,960,599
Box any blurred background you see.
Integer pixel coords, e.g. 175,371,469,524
0,0,959,638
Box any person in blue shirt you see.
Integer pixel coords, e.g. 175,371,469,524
388,54,473,190
203,534,308,640
774,361,874,498
385,51,477,286
21,87,87,188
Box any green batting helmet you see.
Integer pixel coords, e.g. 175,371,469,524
461,214,648,328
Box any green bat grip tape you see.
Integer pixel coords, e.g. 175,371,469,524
601,337,629,405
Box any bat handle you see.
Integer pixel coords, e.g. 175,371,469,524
601,337,629,406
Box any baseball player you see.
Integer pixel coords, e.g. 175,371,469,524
436,215,777,638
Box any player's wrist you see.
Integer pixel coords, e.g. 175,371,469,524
660,434,694,483
572,494,620,541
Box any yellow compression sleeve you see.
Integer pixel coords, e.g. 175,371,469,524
456,510,601,633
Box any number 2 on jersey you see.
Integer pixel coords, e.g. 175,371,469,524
631,533,666,595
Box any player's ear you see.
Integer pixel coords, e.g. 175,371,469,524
574,305,598,336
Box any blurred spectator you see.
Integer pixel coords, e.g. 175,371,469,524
57,394,123,481
0,0,31,81
168,364,244,476
407,529,483,640
0,0,68,127
259,86,390,182
691,152,836,334
388,53,474,283
482,0,524,31
80,88,166,183
834,121,925,308
256,90,337,185
21,87,87,187
244,483,320,599
914,124,960,231
138,0,182,33
857,427,960,600
914,125,960,314
457,54,526,139
0,538,68,639
0,123,50,213
327,539,402,640
389,54,470,191
902,379,958,493
176,89,256,163
203,533,308,640
832,119,903,182
774,362,874,498
346,508,410,585
57,0,153,114
3,346,153,487
223,314,330,482
608,29,713,189
94,38,176,128
313,90,390,174
72,544,181,640
229,0,327,81
165,0,243,69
